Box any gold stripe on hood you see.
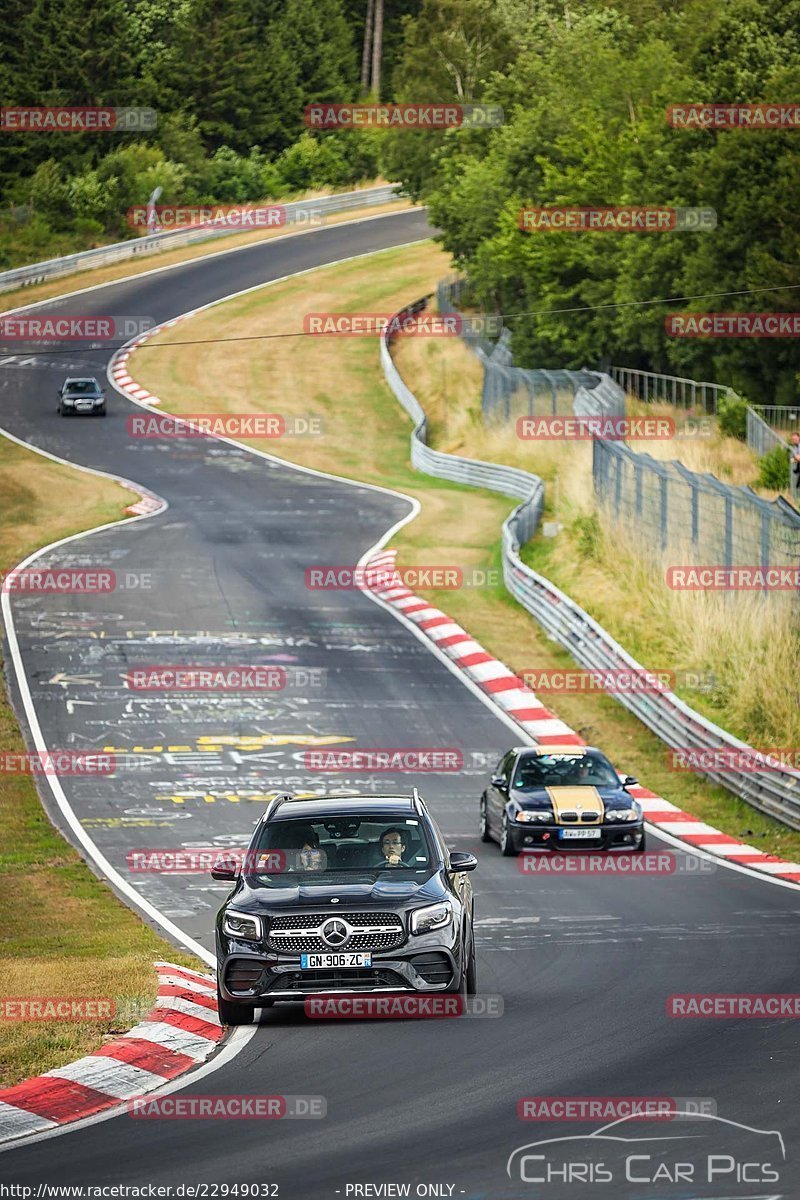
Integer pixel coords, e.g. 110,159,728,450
545,786,604,823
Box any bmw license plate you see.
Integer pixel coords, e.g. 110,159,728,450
559,828,602,840
300,953,372,969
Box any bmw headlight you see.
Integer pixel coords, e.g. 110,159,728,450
410,901,453,935
604,808,640,823
222,910,262,940
516,809,554,823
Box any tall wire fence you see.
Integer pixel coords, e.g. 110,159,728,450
438,280,800,570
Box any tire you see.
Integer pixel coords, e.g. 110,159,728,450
217,986,255,1026
98,406,106,417
465,939,477,995
635,830,647,852
500,814,517,857
479,798,492,843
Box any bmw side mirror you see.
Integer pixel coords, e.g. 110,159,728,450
449,851,478,872
211,858,239,881
491,775,506,789
623,775,638,787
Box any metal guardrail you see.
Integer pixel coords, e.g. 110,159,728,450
610,365,730,415
0,185,402,296
381,297,800,830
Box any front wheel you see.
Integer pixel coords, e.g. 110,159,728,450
479,798,492,843
500,814,517,857
465,940,477,994
635,830,647,852
217,986,255,1026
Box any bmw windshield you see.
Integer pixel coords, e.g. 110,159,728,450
247,814,435,885
511,750,621,790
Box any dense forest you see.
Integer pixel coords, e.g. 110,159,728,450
1,0,798,402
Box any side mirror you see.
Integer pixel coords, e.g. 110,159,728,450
449,851,478,872
211,857,240,881
491,775,506,789
623,775,638,787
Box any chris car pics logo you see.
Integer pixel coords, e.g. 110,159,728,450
507,1112,785,1188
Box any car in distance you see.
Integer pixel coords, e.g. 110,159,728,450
212,790,477,1025
57,377,106,416
480,746,645,856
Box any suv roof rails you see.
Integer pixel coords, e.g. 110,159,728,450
263,792,295,820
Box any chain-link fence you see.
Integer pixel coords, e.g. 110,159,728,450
439,282,800,564
437,279,622,423
593,437,800,569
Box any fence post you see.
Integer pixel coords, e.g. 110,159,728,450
660,474,669,549
724,495,733,567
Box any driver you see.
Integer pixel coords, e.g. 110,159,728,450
376,827,412,868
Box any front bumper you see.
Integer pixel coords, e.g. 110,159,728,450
217,945,461,1004
62,398,104,412
510,821,645,852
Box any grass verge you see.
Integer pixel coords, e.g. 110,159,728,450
0,436,202,1087
131,242,800,862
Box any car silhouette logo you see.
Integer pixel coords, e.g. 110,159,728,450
321,918,351,947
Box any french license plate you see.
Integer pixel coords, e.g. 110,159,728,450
300,953,372,969
559,828,602,840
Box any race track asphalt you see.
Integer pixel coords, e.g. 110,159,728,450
1,209,798,1199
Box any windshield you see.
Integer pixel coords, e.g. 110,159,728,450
65,380,100,394
248,813,435,884
512,751,621,790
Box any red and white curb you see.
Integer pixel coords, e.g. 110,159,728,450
110,315,192,409
363,549,800,885
0,962,221,1144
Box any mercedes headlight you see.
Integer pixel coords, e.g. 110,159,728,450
410,901,453,935
222,910,262,940
516,809,554,823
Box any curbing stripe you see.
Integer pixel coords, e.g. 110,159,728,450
363,548,800,887
0,962,221,1144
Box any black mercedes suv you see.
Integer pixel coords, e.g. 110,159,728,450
212,791,478,1024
